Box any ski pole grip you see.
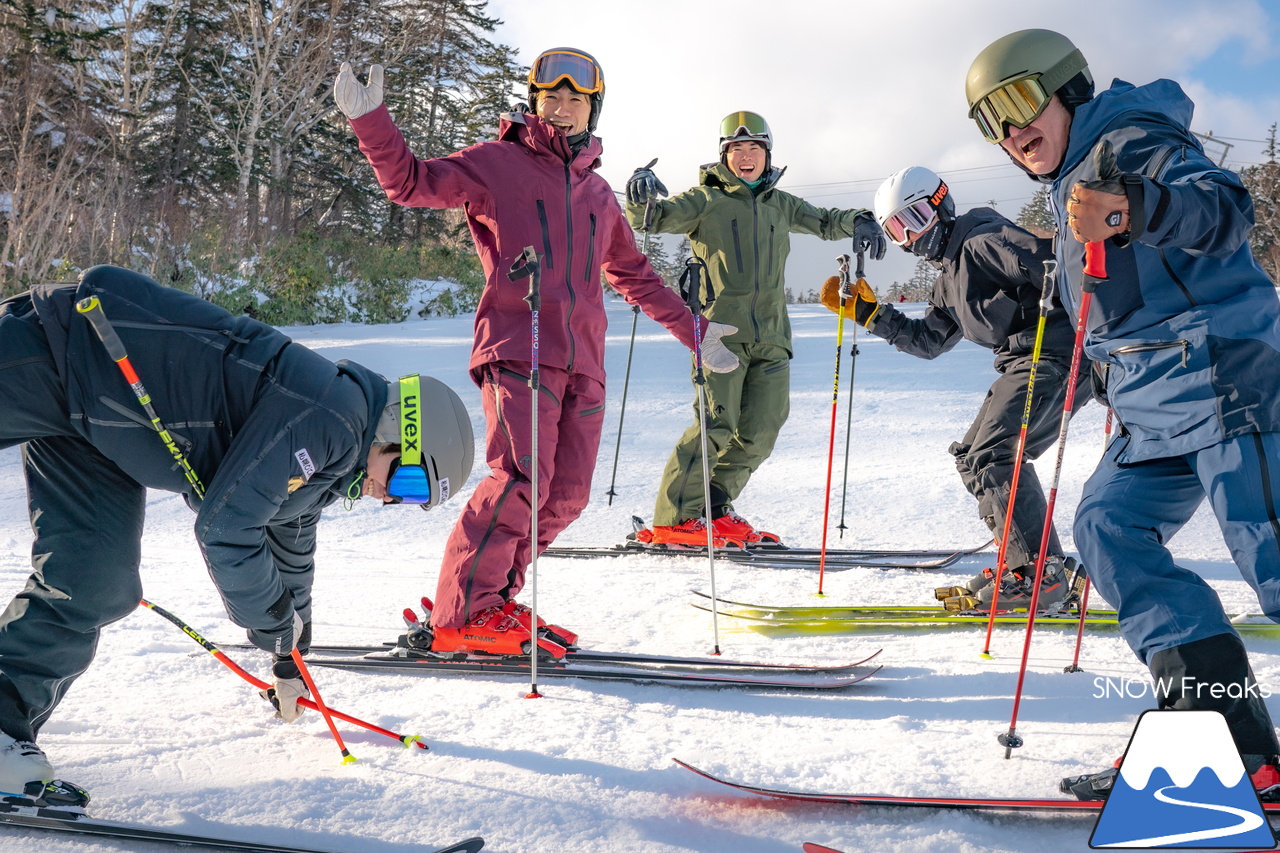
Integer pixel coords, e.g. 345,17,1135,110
75,296,129,363
682,258,704,315
855,247,866,281
1082,241,1107,293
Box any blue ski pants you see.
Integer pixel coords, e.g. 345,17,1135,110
1074,430,1280,664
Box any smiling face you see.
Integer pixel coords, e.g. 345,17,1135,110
998,95,1072,175
535,83,592,137
725,140,768,181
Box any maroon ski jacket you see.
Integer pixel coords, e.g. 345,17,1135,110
349,105,699,382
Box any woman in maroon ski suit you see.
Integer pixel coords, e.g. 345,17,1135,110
336,51,736,652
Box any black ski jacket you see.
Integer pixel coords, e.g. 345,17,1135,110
867,208,1074,372
29,266,387,641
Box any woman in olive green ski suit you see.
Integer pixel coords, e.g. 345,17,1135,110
624,111,885,546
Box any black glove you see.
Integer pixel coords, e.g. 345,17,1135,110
851,212,886,261
626,158,667,205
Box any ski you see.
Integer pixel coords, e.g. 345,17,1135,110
218,640,880,674
802,845,846,853
541,540,990,570
673,759,1280,817
308,644,878,674
0,801,484,852
688,592,1280,635
301,649,881,690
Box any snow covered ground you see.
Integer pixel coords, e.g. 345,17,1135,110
1,297,1273,853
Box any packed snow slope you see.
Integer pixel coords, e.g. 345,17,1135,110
1,298,1274,853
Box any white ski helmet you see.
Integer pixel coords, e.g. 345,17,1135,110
873,166,955,247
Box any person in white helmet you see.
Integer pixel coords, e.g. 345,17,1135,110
820,166,1088,610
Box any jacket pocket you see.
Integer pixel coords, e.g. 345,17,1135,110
584,214,597,284
1106,329,1214,444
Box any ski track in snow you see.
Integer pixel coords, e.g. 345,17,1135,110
0,301,1271,853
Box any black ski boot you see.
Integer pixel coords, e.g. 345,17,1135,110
1060,766,1117,801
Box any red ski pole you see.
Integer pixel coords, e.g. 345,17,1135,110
998,241,1106,758
140,600,426,750
817,250,858,596
1062,410,1112,673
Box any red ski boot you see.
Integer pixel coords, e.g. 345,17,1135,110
712,511,782,547
645,518,729,548
428,604,566,658
503,600,579,648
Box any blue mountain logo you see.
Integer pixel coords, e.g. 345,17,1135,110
1091,710,1276,848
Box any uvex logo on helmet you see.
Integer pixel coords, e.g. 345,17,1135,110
930,184,949,207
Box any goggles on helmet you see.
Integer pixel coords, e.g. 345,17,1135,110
883,199,939,246
385,374,432,505
971,74,1052,143
719,111,772,152
529,49,603,95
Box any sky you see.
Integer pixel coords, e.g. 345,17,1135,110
476,0,1280,290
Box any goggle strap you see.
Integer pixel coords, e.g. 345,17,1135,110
399,374,422,467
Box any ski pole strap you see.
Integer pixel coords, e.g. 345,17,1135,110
680,258,710,315
508,246,541,311
75,295,206,499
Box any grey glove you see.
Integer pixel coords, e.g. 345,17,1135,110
334,62,384,120
260,657,309,723
626,158,668,205
852,212,887,261
701,322,740,373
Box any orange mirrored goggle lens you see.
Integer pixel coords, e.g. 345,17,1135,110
973,75,1051,143
530,51,602,95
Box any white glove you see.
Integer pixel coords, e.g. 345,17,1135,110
334,62,384,120
260,657,309,723
701,323,740,373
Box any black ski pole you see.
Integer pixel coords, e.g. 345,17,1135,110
681,257,722,655
508,246,545,697
999,240,1107,759
835,247,866,538
605,222,650,505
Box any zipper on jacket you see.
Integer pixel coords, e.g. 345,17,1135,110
731,220,744,273
750,196,762,343
563,163,577,372
1110,339,1190,368
584,214,596,285
536,200,554,270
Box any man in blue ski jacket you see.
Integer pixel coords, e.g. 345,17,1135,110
965,29,1280,800
0,265,474,807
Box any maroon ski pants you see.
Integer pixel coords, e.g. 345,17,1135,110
431,361,605,628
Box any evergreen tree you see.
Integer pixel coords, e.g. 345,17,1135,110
1241,124,1279,284
1016,186,1055,239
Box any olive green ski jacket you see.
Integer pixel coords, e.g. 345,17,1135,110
626,162,868,355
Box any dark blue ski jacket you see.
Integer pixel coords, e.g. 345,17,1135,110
1047,79,1280,463
30,266,388,642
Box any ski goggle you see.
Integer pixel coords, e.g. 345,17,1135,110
385,374,432,505
883,199,940,246
971,74,1053,143
719,111,771,151
529,49,603,95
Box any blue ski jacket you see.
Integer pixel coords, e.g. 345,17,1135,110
30,266,388,644
1047,79,1280,463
